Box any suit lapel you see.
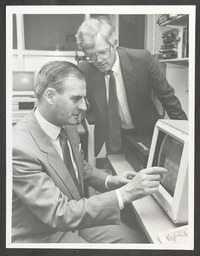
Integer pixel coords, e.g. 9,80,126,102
88,66,108,130
26,111,81,200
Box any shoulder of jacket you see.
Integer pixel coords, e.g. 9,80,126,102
78,61,92,74
117,47,153,66
78,61,101,81
118,47,150,57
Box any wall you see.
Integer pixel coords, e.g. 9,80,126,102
119,15,145,49
165,64,189,117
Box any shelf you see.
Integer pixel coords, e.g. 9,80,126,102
160,15,189,27
159,58,189,67
13,49,81,57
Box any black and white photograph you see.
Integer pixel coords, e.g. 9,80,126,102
4,3,197,254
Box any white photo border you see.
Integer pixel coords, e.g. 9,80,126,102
6,5,196,250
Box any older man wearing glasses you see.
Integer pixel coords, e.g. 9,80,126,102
76,16,187,158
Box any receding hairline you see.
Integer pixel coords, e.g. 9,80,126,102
76,16,116,51
34,61,85,100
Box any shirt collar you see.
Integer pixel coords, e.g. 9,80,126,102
111,50,120,74
35,107,61,141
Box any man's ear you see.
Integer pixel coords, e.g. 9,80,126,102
113,38,118,49
44,88,56,105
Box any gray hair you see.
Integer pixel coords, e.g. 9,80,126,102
34,61,85,100
76,16,116,51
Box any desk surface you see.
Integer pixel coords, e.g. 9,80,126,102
107,154,177,244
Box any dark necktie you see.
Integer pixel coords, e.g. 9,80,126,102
59,128,82,196
107,70,122,153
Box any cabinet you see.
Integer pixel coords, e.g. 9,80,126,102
156,14,189,67
151,14,189,117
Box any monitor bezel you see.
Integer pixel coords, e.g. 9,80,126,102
12,70,36,97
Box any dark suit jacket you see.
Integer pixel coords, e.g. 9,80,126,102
12,111,120,243
78,47,187,156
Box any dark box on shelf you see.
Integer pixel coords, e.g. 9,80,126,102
125,134,152,171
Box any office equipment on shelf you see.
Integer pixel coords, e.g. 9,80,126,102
12,70,36,105
157,225,189,244
13,70,36,97
125,134,152,171
156,14,180,26
159,29,179,59
12,97,38,124
147,119,188,224
13,96,37,110
12,71,37,123
158,15,189,59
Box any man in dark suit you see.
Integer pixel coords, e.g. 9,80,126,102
76,16,187,156
12,61,167,243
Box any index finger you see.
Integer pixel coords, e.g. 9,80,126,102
140,166,167,175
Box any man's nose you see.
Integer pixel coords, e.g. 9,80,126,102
96,54,103,63
79,98,87,111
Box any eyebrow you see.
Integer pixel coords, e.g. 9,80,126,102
87,46,110,55
70,95,84,100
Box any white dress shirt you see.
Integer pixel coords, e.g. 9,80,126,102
104,51,134,129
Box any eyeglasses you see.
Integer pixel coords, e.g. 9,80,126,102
84,97,91,110
85,45,112,63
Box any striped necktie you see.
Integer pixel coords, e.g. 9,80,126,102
59,128,82,196
107,70,122,153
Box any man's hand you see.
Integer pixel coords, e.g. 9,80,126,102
119,167,167,205
106,170,137,190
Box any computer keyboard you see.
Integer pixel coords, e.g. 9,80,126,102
157,225,189,244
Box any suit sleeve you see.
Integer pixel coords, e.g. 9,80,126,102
145,51,187,120
82,159,112,192
13,142,120,233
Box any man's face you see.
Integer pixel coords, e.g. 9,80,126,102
51,76,87,127
84,33,117,73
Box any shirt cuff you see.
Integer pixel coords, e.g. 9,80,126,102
105,175,112,190
116,189,124,210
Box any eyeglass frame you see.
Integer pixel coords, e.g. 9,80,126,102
84,45,112,63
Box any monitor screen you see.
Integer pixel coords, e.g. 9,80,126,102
13,71,35,92
152,131,183,197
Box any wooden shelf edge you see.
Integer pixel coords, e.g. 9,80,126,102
159,58,189,67
159,15,189,27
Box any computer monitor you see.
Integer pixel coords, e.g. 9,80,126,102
13,71,35,97
147,119,188,224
